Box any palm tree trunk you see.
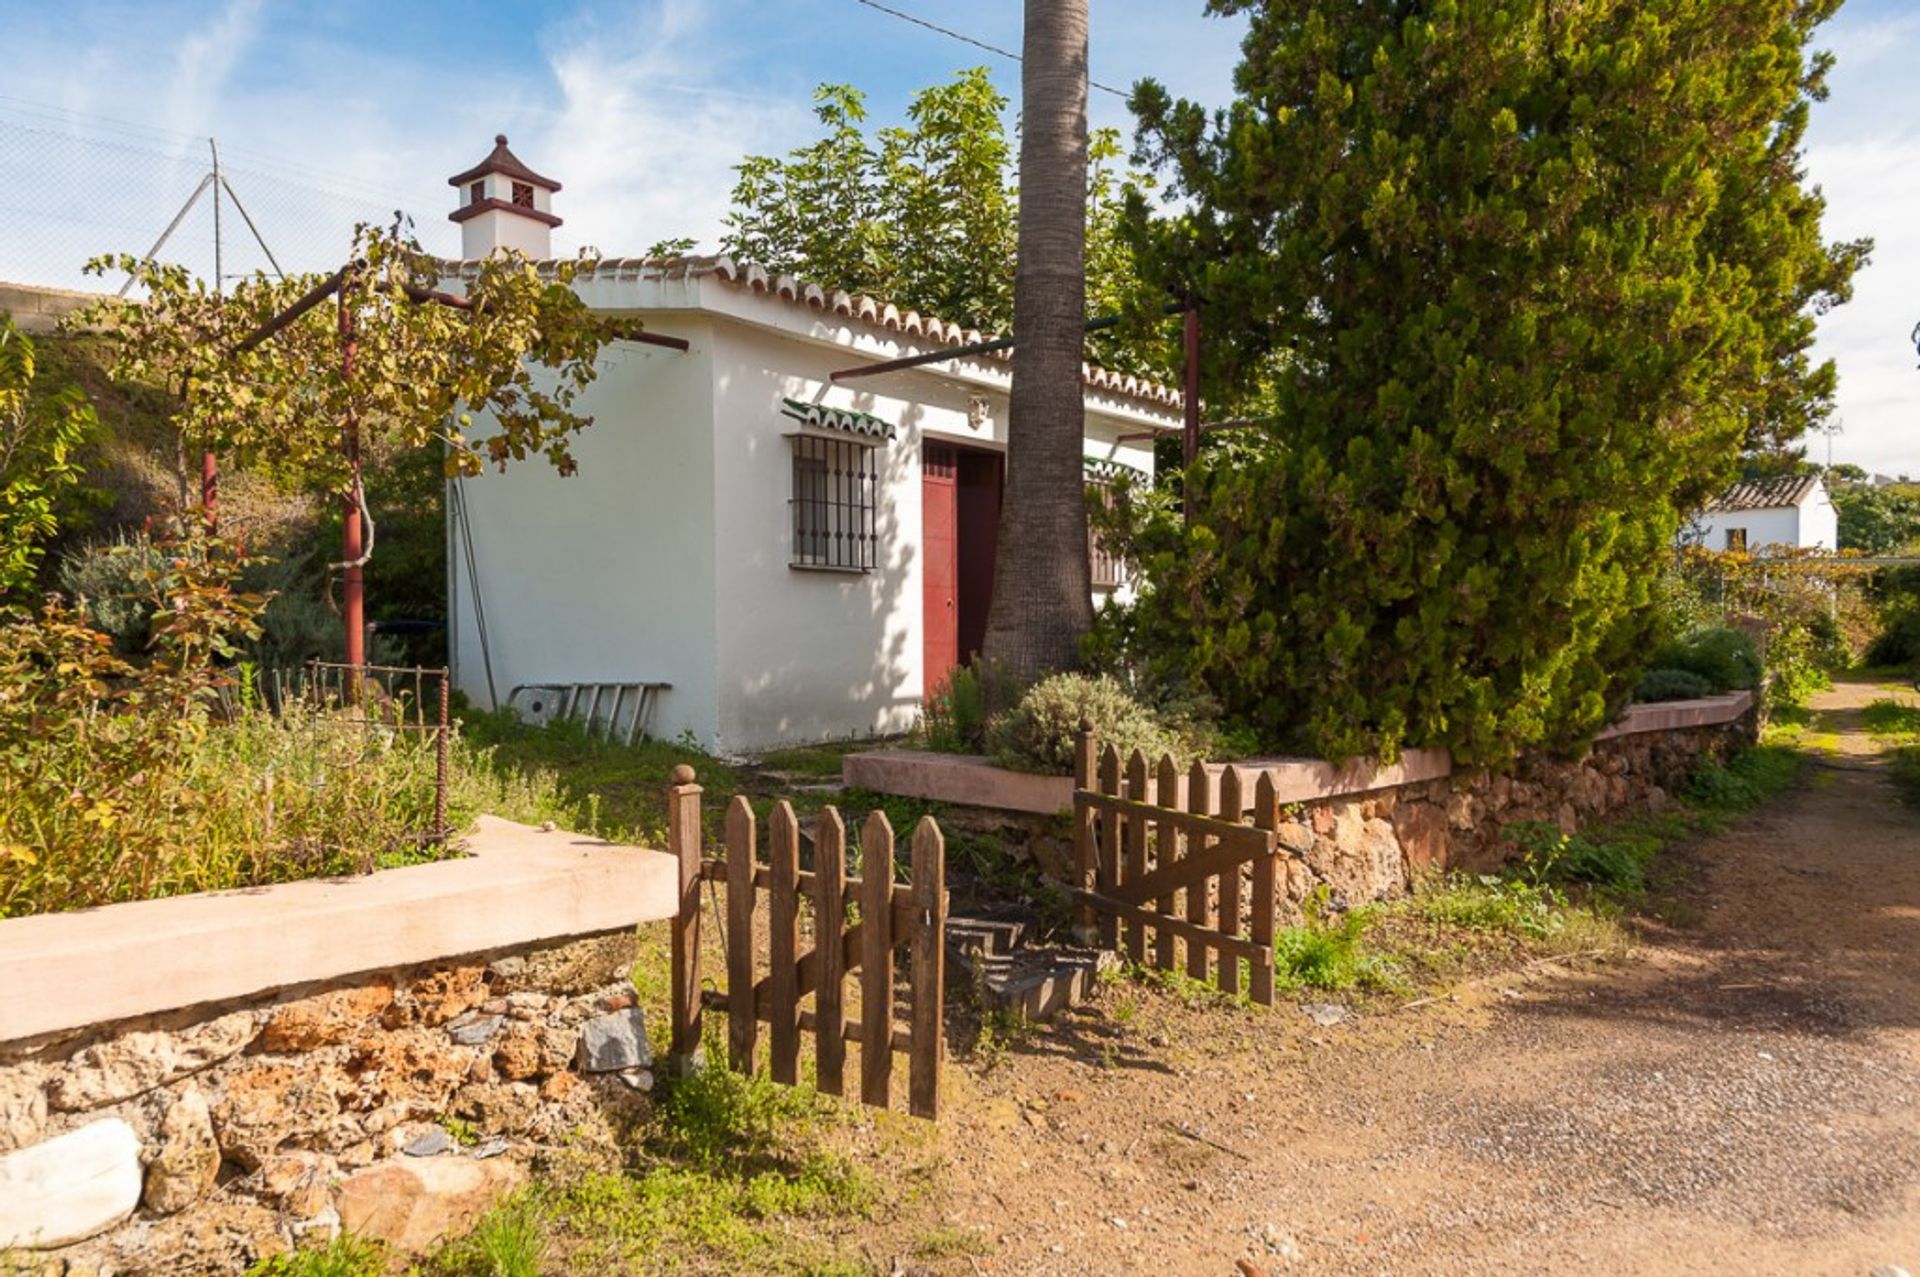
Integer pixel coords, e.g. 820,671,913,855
981,0,1093,691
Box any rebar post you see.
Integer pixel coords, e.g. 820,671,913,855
435,671,450,847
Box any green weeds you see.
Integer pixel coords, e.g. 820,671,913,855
1864,698,1920,807
1272,891,1397,993
244,1235,387,1277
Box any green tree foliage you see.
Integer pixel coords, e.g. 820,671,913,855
0,315,97,599
1114,0,1866,764
721,69,1145,347
70,226,616,658
1834,479,1920,555
77,225,617,497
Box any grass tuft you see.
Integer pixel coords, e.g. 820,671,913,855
244,1235,387,1277
1272,892,1397,993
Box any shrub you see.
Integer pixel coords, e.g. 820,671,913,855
986,672,1172,775
57,531,168,653
1648,626,1761,693
921,663,988,754
1866,566,1920,667
1635,668,1714,703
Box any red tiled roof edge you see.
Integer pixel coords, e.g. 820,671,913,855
444,253,1183,411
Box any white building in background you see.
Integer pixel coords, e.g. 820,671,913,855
441,138,1179,753
1682,474,1838,554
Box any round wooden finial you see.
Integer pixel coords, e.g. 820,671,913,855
670,764,696,785
495,133,509,145
1079,717,1097,734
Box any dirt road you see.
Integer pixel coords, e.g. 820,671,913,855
928,680,1920,1276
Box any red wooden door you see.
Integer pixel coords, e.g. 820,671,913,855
922,444,960,695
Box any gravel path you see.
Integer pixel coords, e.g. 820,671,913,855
930,680,1920,1276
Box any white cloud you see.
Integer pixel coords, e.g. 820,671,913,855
533,2,807,256
164,0,264,138
1805,129,1920,477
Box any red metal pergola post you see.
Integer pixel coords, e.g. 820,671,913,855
338,274,365,672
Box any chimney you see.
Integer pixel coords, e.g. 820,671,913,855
447,134,561,259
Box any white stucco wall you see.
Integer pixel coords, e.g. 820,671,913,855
448,316,719,744
701,308,1161,753
1799,485,1838,551
1685,492,1835,554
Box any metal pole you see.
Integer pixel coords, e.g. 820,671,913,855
338,273,366,672
219,175,285,279
210,138,223,291
434,672,450,847
202,138,222,527
116,173,212,298
1182,305,1201,525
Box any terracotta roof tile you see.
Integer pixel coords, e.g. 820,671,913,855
448,135,562,192
446,253,1182,410
1705,474,1823,513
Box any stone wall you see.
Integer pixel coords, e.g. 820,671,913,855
1268,715,1757,912
0,933,658,1275
965,701,1757,922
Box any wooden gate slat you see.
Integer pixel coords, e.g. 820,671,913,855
860,812,896,1109
1103,817,1269,906
724,795,758,1072
1185,759,1212,981
1250,774,1280,1007
1070,889,1277,967
909,817,946,1119
813,809,847,1097
1154,754,1181,971
1072,726,1097,941
1124,749,1149,965
768,801,802,1085
1096,744,1122,950
1218,766,1245,996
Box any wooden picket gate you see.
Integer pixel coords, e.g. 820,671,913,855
1071,727,1284,1005
665,767,948,1118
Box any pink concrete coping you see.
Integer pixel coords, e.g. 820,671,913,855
842,750,1075,816
1204,748,1455,813
0,816,678,1044
1595,690,1754,741
846,692,1750,821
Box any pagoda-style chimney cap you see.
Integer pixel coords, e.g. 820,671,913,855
447,133,562,193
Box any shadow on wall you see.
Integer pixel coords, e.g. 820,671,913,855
712,379,922,751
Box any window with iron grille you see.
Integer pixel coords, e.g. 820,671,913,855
468,180,485,206
511,181,535,208
1087,480,1126,589
1725,527,1748,553
790,433,879,572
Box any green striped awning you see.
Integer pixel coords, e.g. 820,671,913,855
780,398,896,441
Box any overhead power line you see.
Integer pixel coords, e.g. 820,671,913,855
849,0,1131,100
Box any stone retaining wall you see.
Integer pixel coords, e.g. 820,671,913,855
1270,714,1756,910
934,696,1758,919
0,933,657,1274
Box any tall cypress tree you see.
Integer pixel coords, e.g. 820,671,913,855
1119,0,1868,763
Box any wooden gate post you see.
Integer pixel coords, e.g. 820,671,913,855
667,764,704,1075
909,817,946,1119
1072,720,1098,945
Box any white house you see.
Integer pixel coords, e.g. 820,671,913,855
442,138,1180,753
1682,474,1838,554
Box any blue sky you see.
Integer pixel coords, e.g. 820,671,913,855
0,0,1913,474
